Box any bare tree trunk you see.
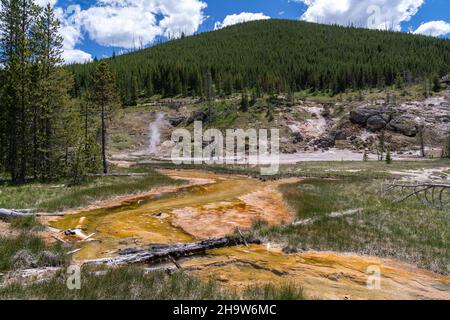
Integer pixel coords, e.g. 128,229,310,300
101,101,107,174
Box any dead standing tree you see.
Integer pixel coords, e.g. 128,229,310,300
383,183,450,209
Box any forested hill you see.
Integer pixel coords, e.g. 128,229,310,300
68,19,450,105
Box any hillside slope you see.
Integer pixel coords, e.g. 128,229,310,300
69,20,450,104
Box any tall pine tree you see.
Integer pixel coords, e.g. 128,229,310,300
0,0,36,183
0,0,93,182
91,61,120,174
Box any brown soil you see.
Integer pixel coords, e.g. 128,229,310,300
0,220,18,238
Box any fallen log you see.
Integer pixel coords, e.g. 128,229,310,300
88,173,148,177
0,209,35,219
84,237,259,267
293,208,363,226
0,267,62,288
0,209,64,219
383,183,450,209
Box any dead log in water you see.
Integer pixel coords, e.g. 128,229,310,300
84,237,259,267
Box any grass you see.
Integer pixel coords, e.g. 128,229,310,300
246,178,450,274
0,234,67,272
0,266,306,300
294,84,433,104
1,159,448,298
0,267,229,300
280,159,450,180
138,159,450,182
0,169,182,212
0,216,67,272
9,216,45,232
243,283,306,300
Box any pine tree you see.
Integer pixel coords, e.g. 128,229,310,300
144,74,154,97
418,125,425,158
445,132,450,158
32,3,66,179
385,149,392,164
0,70,6,172
127,73,139,106
0,0,37,183
91,61,120,174
422,78,431,98
377,130,385,161
358,90,364,101
395,73,404,90
363,150,369,162
66,20,450,100
205,69,213,124
432,73,441,92
240,91,249,112
250,90,257,106
287,84,295,105
0,1,92,182
79,91,101,173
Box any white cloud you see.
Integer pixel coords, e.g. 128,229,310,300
35,0,58,7
214,12,270,30
297,0,424,31
158,0,207,37
62,48,93,64
55,6,92,64
413,20,450,37
50,0,207,63
65,0,207,49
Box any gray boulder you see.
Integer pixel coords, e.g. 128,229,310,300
292,132,304,144
350,105,420,137
333,130,348,140
168,116,186,127
367,115,389,131
187,110,208,124
350,107,378,125
350,105,394,125
386,116,418,137
11,250,37,269
313,136,335,149
442,75,450,84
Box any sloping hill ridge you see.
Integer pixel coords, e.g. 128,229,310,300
69,19,450,104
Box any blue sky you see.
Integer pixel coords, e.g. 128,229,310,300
43,0,450,63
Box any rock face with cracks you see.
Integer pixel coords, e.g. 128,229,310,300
350,105,418,137
350,96,450,139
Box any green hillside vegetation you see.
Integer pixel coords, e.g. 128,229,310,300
68,19,450,105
